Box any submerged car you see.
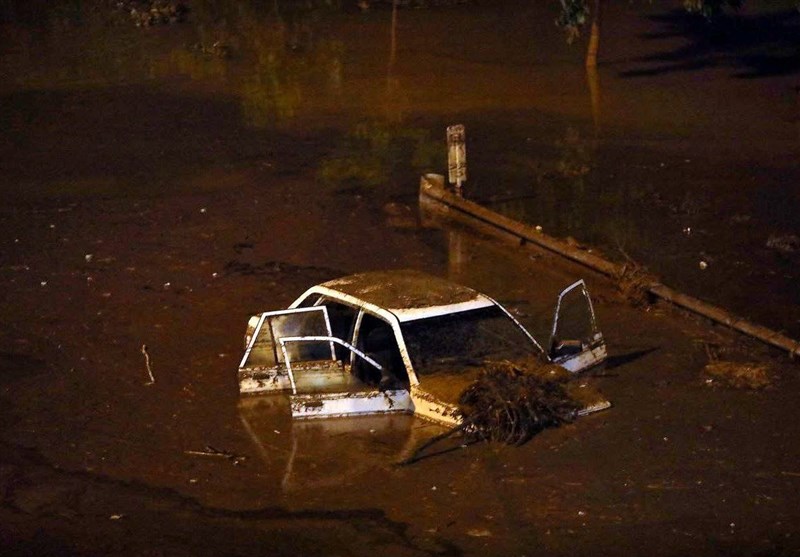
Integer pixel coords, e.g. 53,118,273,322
238,270,608,427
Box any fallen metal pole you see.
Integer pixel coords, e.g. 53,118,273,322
419,173,800,359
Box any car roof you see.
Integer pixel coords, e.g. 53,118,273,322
316,270,495,322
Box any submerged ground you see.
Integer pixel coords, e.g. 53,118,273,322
1,1,799,555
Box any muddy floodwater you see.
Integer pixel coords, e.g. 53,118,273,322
1,1,800,556
2,0,799,336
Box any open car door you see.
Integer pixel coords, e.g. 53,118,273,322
238,307,338,393
239,307,410,419
548,280,607,372
282,335,411,420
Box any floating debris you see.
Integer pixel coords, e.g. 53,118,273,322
766,233,800,255
703,361,775,390
458,360,580,446
398,361,585,465
141,344,155,385
185,445,246,465
114,0,188,28
614,261,656,306
190,41,230,58
730,214,752,224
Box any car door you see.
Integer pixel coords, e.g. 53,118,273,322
548,280,607,372
239,304,411,418
289,309,412,420
238,306,338,394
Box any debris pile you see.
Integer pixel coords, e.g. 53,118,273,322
703,361,775,390
399,360,587,464
766,233,800,255
114,0,188,27
458,360,580,445
614,261,657,306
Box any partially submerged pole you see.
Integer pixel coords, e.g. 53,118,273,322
446,125,467,196
420,173,800,359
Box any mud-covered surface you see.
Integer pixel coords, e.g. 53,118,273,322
322,269,485,311
2,1,800,555
2,179,800,556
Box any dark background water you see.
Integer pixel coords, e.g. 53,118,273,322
1,0,798,336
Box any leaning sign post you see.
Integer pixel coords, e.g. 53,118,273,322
447,124,467,196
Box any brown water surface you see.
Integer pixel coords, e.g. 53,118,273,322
2,2,800,555
2,0,797,336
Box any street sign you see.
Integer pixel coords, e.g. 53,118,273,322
446,124,467,190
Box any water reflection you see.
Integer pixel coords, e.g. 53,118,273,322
1,5,147,89
1,0,345,126
164,0,345,126
486,125,680,276
489,126,641,253
239,396,441,492
467,120,798,337
314,1,441,191
318,120,442,190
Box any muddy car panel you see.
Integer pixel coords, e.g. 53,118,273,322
291,389,412,419
238,270,608,426
238,307,336,394
408,384,461,426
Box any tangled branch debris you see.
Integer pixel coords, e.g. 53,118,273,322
458,360,580,445
614,254,657,307
700,342,775,390
114,1,188,27
400,360,580,465
703,361,775,390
